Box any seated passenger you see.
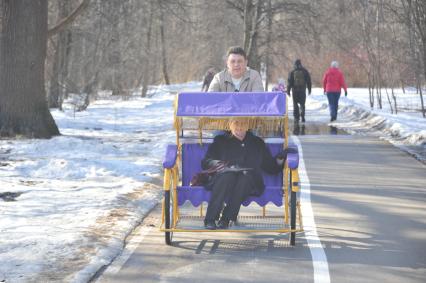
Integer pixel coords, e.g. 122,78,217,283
201,118,286,230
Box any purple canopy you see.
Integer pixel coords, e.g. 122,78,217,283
176,92,286,117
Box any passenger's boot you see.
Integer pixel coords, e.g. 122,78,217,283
217,217,230,229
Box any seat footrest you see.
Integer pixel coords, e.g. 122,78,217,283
177,186,284,207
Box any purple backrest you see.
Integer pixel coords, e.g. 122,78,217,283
181,143,283,187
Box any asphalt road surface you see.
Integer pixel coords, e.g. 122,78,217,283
96,135,426,283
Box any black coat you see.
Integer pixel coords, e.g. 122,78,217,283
201,131,282,196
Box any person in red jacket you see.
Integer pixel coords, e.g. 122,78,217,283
322,61,347,122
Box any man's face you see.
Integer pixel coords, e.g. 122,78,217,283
226,53,247,79
229,119,249,141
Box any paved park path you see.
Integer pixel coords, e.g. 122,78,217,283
96,135,426,283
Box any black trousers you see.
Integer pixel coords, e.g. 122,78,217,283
292,91,306,120
205,172,254,222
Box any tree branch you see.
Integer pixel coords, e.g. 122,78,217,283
48,0,91,38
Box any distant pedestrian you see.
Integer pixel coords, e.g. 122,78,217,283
201,68,215,92
287,59,312,123
322,61,347,122
208,46,264,92
272,78,286,94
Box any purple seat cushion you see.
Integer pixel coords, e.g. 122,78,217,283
180,143,288,207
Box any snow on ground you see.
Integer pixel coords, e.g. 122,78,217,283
0,82,424,283
0,82,197,283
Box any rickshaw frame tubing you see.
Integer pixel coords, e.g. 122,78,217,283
161,147,303,233
159,227,304,233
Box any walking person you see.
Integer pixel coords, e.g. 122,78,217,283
322,61,347,122
287,59,312,123
208,46,264,92
201,68,215,92
272,78,286,94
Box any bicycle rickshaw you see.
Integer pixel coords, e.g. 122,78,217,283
160,91,303,245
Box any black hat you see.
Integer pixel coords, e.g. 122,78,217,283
294,59,302,67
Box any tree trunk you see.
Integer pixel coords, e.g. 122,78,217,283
413,0,426,117
264,0,272,90
47,0,90,38
376,0,382,109
159,1,170,85
385,87,394,114
49,37,62,108
243,0,253,53
368,72,374,108
243,0,262,71
0,0,60,138
141,1,154,97
391,87,397,114
49,0,72,109
412,1,425,117
110,0,123,96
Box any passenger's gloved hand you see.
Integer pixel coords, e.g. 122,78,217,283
344,90,348,97
275,150,287,166
308,90,311,96
206,159,221,168
206,159,228,172
192,160,228,186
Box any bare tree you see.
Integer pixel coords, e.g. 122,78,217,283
264,0,272,90
140,1,154,97
48,0,72,109
405,0,425,117
0,0,59,138
35,0,423,117
158,0,170,85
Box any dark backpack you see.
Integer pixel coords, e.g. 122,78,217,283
293,69,305,88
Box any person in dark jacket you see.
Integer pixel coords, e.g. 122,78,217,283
201,68,215,92
287,59,312,123
201,118,285,230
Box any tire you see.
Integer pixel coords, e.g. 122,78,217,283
164,190,173,245
290,190,297,246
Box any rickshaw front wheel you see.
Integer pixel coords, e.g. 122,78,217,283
290,190,297,246
164,190,173,245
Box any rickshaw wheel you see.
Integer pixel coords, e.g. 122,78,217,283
164,190,173,245
290,190,297,246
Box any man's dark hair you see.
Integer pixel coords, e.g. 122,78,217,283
226,46,247,59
